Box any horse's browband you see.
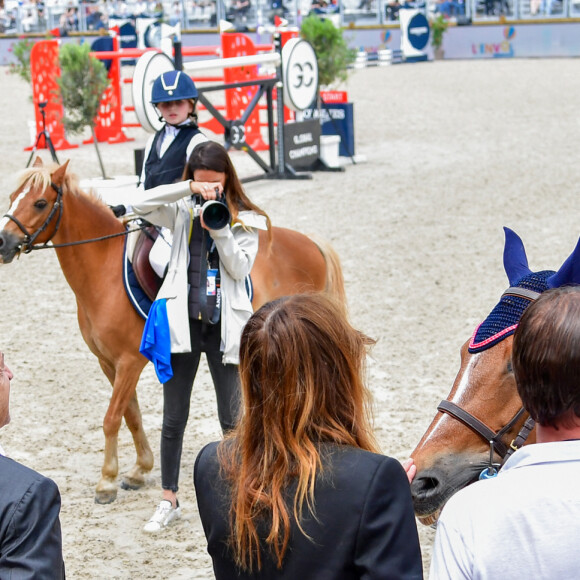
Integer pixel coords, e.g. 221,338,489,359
502,287,542,302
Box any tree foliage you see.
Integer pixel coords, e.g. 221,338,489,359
430,14,449,50
57,42,109,135
300,15,356,88
57,42,110,177
8,38,35,85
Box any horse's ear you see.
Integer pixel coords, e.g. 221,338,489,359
32,156,43,168
50,160,70,186
547,237,580,288
503,227,532,286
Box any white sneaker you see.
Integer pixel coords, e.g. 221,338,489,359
143,500,181,533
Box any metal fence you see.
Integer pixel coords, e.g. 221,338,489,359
1,0,579,35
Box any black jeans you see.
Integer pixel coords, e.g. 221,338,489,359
160,319,240,492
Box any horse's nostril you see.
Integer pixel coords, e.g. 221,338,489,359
411,473,441,498
422,476,439,489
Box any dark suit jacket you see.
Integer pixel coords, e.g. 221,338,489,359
194,442,423,579
0,455,65,579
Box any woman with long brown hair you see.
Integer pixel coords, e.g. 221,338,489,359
134,141,271,533
194,293,423,579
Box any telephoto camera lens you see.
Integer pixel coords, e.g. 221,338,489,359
201,199,230,230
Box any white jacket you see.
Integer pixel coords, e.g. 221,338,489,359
132,181,268,364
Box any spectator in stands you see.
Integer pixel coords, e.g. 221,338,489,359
385,0,401,20
541,0,557,14
436,0,464,16
86,4,108,30
228,0,251,20
169,0,181,24
134,0,148,15
0,0,8,33
59,5,78,35
357,0,373,11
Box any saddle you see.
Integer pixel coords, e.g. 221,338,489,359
132,226,163,301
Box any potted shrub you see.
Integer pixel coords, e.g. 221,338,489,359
9,37,35,86
57,42,110,178
300,14,356,90
299,15,357,163
430,14,449,60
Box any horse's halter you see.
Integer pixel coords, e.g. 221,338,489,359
437,286,539,469
3,180,64,254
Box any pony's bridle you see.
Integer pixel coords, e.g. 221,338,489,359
3,181,64,253
437,286,539,467
2,180,146,252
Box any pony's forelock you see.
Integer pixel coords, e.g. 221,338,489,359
14,165,107,208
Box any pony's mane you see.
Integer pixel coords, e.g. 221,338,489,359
16,165,111,213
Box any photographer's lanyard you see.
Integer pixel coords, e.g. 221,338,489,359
199,229,221,326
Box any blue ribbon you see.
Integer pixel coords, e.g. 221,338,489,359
139,298,173,383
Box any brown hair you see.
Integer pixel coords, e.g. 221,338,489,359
184,141,271,236
218,293,379,572
513,285,580,429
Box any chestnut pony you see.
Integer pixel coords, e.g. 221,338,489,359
410,227,580,526
0,161,346,504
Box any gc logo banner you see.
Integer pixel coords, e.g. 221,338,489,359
282,38,319,112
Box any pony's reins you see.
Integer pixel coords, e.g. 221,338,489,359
3,181,146,254
437,285,539,479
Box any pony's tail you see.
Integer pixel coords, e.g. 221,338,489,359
309,235,348,319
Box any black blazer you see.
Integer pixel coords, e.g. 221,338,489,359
194,442,423,580
0,455,65,579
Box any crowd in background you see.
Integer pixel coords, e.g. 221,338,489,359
1,0,578,36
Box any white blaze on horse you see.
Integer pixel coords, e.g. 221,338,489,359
0,160,347,504
410,227,580,525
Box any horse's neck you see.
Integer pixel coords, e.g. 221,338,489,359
52,191,124,292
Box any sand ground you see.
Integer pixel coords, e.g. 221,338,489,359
0,56,579,578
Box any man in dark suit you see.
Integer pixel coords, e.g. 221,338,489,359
0,350,66,578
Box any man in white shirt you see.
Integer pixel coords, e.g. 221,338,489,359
430,285,580,580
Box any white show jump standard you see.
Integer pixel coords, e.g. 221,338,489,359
182,52,281,73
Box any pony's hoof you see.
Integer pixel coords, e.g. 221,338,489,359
94,489,118,504
121,477,144,491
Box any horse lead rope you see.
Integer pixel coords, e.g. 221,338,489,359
3,181,147,253
30,224,148,250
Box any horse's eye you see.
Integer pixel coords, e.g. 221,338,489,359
34,199,48,209
507,359,513,373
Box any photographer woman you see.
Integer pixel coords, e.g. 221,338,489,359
194,293,423,579
133,141,271,533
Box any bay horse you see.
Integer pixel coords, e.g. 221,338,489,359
0,160,346,504
410,227,580,526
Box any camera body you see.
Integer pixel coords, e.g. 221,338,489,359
191,195,231,230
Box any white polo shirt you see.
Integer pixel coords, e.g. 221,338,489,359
429,440,580,580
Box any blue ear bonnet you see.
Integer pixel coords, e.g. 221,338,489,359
468,270,554,353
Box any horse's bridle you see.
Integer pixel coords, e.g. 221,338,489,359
2,180,146,252
437,286,539,466
3,181,64,253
